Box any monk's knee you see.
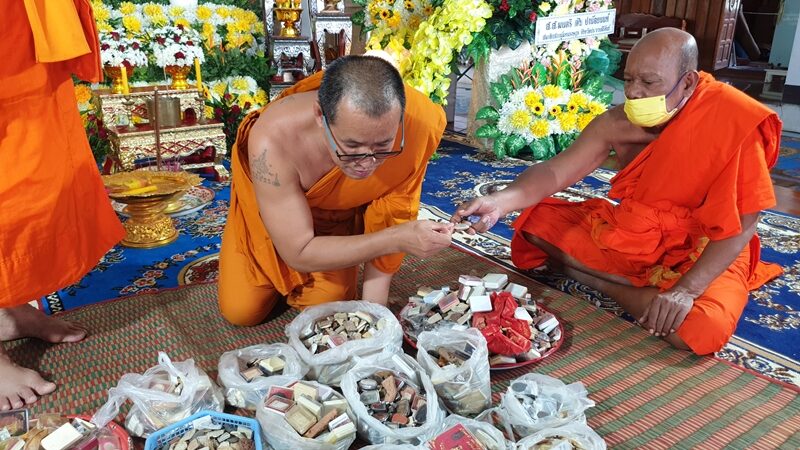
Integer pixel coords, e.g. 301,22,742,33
674,308,736,356
218,287,280,326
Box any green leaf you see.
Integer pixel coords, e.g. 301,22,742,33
533,63,547,85
580,74,604,96
585,49,610,75
508,7,517,18
506,135,526,156
555,133,578,153
490,82,509,106
351,10,365,26
509,69,522,89
476,124,501,139
520,24,535,42
597,91,613,105
556,66,572,90
493,135,508,159
506,30,523,50
500,74,514,94
476,106,500,121
351,0,367,6
489,20,505,36
531,137,557,160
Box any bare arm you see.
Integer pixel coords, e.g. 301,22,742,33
675,213,759,295
642,213,760,336
249,131,451,273
452,111,617,231
361,262,393,305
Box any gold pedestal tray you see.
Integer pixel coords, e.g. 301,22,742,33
103,171,202,248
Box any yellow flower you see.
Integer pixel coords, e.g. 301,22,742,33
549,105,562,117
386,13,401,28
97,22,113,32
119,2,136,15
588,101,606,116
379,9,391,19
122,15,142,33
558,112,578,132
566,101,579,113
174,18,191,29
204,105,214,119
212,83,227,97
217,7,230,18
168,6,185,18
423,5,433,15
577,113,595,131
530,119,550,138
570,92,589,108
531,102,545,116
508,110,532,130
539,2,551,13
404,0,415,10
524,91,542,109
408,15,422,29
542,85,562,99
142,4,163,18
74,84,93,105
255,90,268,105
231,77,249,91
197,5,213,20
92,2,111,22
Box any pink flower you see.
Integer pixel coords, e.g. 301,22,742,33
175,51,186,59
173,35,182,43
499,0,509,12
187,40,194,46
111,32,120,40
529,11,537,22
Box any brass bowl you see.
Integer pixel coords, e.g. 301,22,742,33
275,8,302,37
103,171,202,248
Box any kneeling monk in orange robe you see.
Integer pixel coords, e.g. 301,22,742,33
0,0,124,409
452,29,782,355
219,55,451,326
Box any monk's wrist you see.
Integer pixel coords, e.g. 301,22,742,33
672,279,705,298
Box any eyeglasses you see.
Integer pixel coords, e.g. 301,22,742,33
322,114,404,163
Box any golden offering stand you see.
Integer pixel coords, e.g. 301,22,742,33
103,171,202,248
274,0,303,37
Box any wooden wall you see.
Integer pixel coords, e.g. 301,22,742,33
613,0,740,71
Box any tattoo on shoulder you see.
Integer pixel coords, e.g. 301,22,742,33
251,147,280,187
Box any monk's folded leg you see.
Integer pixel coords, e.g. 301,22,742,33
674,249,751,355
218,225,279,326
287,266,358,310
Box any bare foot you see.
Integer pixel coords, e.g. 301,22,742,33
0,305,87,343
0,347,56,411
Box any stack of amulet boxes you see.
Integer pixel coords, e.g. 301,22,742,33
261,381,355,443
298,311,386,355
353,371,428,428
238,356,286,382
402,273,563,365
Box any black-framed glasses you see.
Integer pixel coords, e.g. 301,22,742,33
322,114,404,163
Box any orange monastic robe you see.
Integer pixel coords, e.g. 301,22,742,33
512,72,782,355
219,72,446,325
0,0,124,307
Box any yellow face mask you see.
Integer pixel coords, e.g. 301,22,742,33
624,73,689,128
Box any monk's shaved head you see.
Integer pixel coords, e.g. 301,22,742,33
318,55,405,124
631,28,698,76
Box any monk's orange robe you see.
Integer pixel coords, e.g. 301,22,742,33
511,72,782,355
219,72,446,325
0,0,124,307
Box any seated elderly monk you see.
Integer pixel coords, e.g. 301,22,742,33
452,28,782,355
219,55,451,325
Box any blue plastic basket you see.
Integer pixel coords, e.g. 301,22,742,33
144,411,263,450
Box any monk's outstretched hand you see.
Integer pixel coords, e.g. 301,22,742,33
640,287,696,337
451,196,503,234
396,220,453,258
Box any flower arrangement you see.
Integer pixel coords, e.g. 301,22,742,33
467,0,615,62
204,76,268,150
352,0,491,104
474,52,612,159
99,29,149,68
402,0,491,103
75,83,111,162
150,24,205,67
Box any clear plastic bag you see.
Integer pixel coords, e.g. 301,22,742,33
91,352,224,438
217,343,309,410
340,353,446,446
286,301,403,386
475,407,520,443
430,414,512,450
500,374,595,437
255,380,356,450
515,423,606,450
416,328,491,416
